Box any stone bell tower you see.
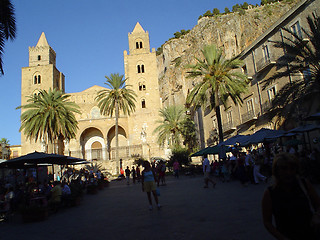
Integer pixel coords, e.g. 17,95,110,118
124,22,164,159
20,32,65,154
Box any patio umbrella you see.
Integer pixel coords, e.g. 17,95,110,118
0,151,85,169
241,128,286,146
191,145,231,157
303,112,320,121
288,124,320,133
218,135,251,146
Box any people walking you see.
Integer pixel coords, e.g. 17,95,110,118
141,161,161,210
173,160,180,178
131,166,136,184
125,166,131,185
203,155,216,188
136,166,141,182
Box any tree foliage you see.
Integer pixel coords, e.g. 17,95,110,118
185,44,248,143
0,0,16,76
95,73,136,173
153,105,186,149
168,147,191,167
17,88,80,146
263,14,320,121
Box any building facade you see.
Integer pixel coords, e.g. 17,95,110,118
198,0,319,146
20,23,165,174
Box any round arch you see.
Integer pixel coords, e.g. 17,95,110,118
80,127,107,161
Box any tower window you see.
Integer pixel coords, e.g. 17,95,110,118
141,65,145,73
137,64,145,73
34,75,41,84
136,41,143,49
139,82,146,91
38,55,41,60
137,65,141,73
141,99,146,108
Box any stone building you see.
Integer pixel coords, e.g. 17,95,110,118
198,0,319,145
20,23,165,174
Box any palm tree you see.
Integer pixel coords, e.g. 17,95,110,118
95,73,136,174
0,0,16,75
17,88,80,153
186,44,248,143
263,14,320,120
153,105,186,149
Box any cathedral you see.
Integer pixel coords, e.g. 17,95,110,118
20,23,166,174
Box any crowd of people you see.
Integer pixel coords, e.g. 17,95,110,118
0,166,108,221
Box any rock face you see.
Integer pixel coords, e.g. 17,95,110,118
157,0,300,107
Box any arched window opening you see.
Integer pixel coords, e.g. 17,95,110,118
38,55,41,61
34,76,37,84
141,65,145,73
140,41,143,48
141,99,146,108
136,42,139,49
139,83,142,91
37,75,41,84
137,65,141,73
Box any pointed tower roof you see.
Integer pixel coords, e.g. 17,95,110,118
132,22,145,33
36,32,50,47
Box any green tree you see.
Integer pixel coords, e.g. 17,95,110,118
203,10,213,17
17,88,80,153
0,0,16,75
212,8,220,15
0,138,9,145
232,4,240,12
185,44,248,143
224,7,230,14
263,14,320,121
95,73,136,174
241,2,249,9
180,116,198,152
153,105,186,149
168,147,191,167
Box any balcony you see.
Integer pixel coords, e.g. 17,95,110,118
222,122,237,133
241,110,257,124
256,55,276,73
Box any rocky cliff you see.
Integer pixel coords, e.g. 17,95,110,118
157,0,300,107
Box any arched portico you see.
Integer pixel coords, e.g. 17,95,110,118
80,127,107,161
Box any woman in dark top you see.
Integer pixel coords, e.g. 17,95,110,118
262,153,320,240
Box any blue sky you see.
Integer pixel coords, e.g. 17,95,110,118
0,0,261,146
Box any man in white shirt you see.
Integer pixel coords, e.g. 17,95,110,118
203,155,216,188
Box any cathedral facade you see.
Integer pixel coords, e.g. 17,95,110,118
21,23,165,174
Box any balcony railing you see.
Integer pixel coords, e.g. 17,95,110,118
241,110,257,123
69,144,143,161
256,55,276,72
222,122,236,132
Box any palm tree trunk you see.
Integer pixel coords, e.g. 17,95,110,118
214,90,224,143
115,101,120,175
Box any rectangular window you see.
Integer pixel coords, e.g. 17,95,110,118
267,86,276,102
262,44,270,62
291,21,302,38
226,111,232,124
246,99,254,113
38,55,41,60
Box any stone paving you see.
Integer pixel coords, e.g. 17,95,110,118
0,175,276,240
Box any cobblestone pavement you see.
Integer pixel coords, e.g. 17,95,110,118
0,175,276,240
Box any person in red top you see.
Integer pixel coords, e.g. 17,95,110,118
173,160,180,178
